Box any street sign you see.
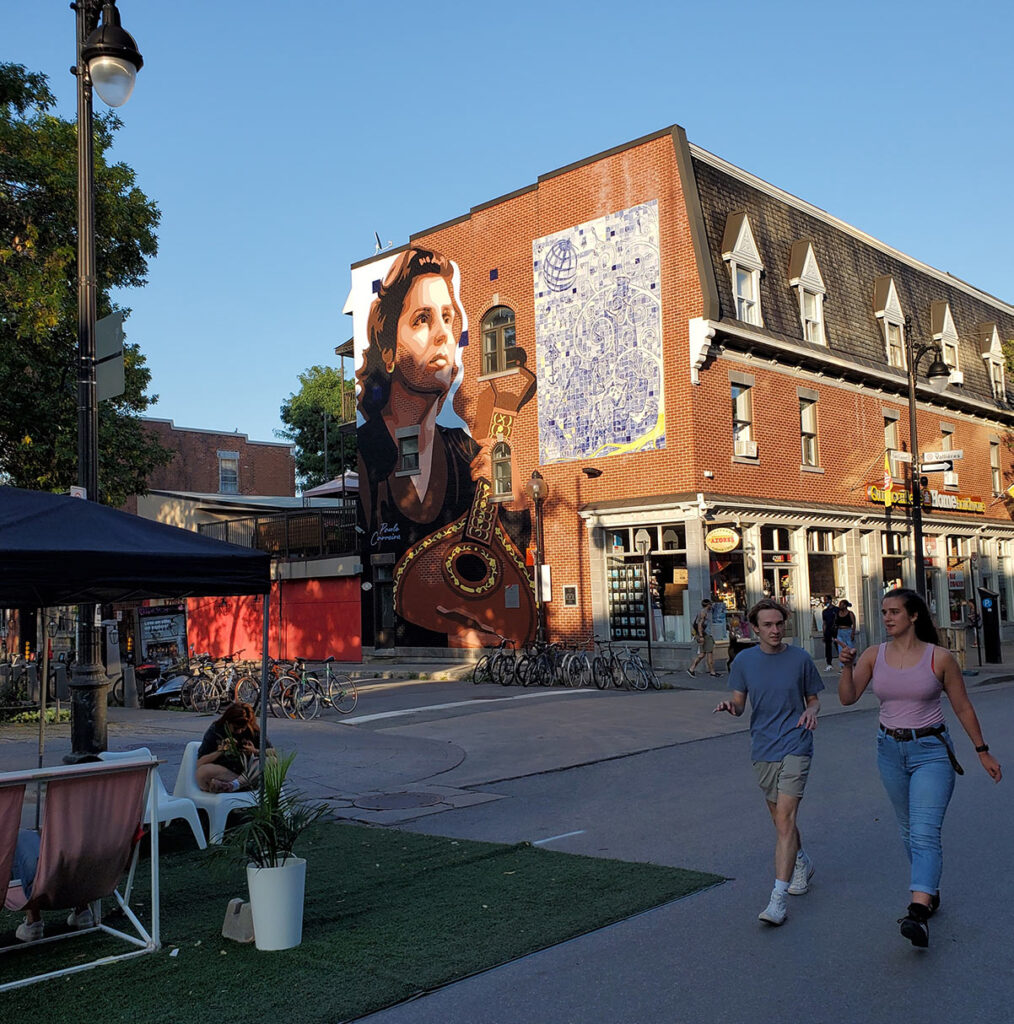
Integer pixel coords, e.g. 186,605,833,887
922,449,963,462
921,461,953,473
891,451,913,463
96,311,125,401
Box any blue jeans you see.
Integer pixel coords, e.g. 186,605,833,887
13,829,40,899
876,729,955,894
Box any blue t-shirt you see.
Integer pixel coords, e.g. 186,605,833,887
728,644,824,762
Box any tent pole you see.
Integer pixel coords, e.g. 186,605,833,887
259,588,269,799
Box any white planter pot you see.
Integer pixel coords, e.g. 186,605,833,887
246,857,306,950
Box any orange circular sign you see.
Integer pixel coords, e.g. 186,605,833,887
705,527,741,553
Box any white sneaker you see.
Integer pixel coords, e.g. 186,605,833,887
16,918,44,942
67,907,94,929
758,889,787,925
788,853,814,895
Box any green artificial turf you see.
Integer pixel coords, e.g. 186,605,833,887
0,821,723,1023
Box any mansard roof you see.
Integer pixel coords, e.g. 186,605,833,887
689,149,1014,410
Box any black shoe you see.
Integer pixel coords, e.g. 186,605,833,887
899,902,930,947
927,893,940,917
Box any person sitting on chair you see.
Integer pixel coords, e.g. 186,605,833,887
12,828,94,942
196,702,272,794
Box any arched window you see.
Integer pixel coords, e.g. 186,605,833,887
491,441,513,497
482,306,517,375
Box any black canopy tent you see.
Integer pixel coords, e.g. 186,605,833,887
0,486,272,762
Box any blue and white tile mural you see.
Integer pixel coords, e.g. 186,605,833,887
532,200,665,464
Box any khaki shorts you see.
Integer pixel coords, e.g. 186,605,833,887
697,635,714,653
752,754,811,803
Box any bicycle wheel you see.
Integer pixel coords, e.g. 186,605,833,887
568,655,592,689
472,655,491,685
623,659,650,691
108,674,124,706
190,678,218,713
328,673,358,714
592,655,612,690
494,654,517,686
537,653,555,686
516,653,534,686
646,663,662,690
234,674,259,706
270,676,298,718
292,677,321,720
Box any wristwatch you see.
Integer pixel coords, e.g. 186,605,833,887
975,744,990,753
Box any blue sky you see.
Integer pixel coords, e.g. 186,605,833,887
9,1,1013,449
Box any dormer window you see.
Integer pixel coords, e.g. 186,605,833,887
873,276,906,370
977,323,1007,402
788,241,827,345
931,301,962,384
722,212,764,327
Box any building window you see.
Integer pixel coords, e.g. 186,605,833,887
217,451,239,494
884,413,900,471
722,212,764,327
932,301,960,379
491,441,512,497
991,441,1002,494
789,241,827,345
800,397,819,467
395,428,420,476
481,306,517,376
731,382,755,457
874,276,906,370
988,357,1006,401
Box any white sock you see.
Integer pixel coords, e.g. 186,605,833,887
774,879,790,894
229,778,241,791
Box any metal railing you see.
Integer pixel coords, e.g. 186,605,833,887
199,506,357,560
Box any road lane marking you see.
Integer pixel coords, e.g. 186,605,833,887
533,830,586,846
341,688,589,724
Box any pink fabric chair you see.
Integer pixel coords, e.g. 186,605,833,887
5,767,146,914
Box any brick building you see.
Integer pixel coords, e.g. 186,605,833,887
128,418,295,507
347,125,1014,663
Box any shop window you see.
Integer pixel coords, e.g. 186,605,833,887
882,531,907,593
806,529,842,628
481,306,518,376
217,451,239,494
491,441,512,498
946,537,970,625
998,548,1010,622
799,397,819,467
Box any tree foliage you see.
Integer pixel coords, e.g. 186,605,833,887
0,62,172,505
277,364,356,491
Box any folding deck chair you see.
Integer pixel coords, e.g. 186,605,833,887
0,758,161,991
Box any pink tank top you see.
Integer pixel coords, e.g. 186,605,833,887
871,642,944,729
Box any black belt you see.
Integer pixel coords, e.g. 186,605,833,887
879,723,945,741
879,723,964,775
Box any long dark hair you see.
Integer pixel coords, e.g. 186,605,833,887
883,588,939,645
356,247,462,418
215,702,259,742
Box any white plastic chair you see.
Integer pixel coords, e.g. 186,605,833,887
172,740,255,844
99,747,207,850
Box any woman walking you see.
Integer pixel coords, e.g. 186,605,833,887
837,588,1001,948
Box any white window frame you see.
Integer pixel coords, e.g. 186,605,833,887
932,302,961,382
875,277,906,370
491,441,513,499
722,214,764,327
217,450,239,494
789,242,827,346
800,396,819,467
731,382,755,456
991,440,1002,495
980,324,1006,402
940,426,958,490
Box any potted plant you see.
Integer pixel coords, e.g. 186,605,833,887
222,750,329,950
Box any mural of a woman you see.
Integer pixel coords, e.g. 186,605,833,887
356,247,532,648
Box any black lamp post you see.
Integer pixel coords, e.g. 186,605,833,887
527,471,549,643
67,1,143,759
903,315,951,600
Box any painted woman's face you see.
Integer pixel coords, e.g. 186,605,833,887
389,274,457,396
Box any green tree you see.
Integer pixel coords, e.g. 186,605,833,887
0,62,172,505
277,364,356,491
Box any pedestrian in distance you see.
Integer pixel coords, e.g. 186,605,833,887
688,599,719,677
713,598,823,926
837,587,1002,949
835,599,857,667
821,595,838,671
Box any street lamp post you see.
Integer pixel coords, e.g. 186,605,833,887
67,1,143,759
903,315,951,600
527,471,549,643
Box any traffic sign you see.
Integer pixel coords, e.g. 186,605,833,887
922,449,963,462
921,461,953,473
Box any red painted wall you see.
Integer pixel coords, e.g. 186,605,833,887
187,578,361,663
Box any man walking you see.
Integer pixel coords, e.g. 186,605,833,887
714,598,823,926
820,595,837,671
